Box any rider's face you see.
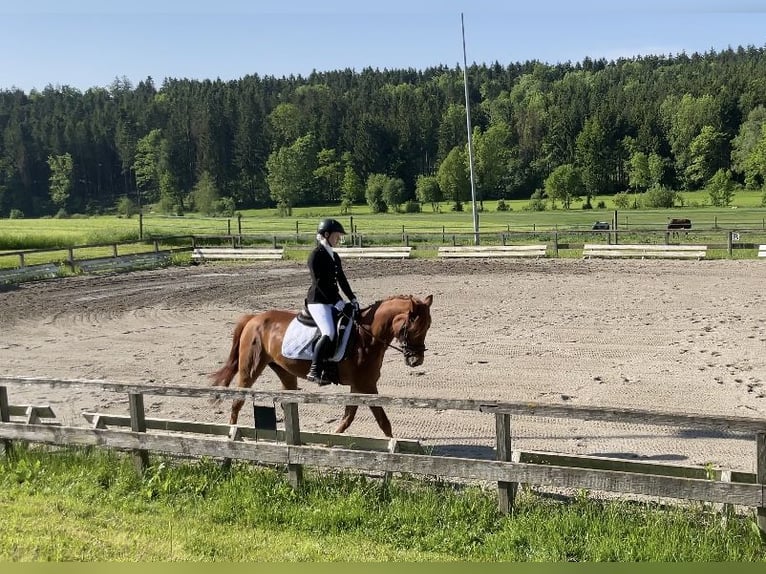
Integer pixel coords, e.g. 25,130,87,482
327,231,344,247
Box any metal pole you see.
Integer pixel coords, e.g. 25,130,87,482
461,13,479,245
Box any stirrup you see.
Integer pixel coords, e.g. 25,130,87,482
316,372,334,386
319,363,339,386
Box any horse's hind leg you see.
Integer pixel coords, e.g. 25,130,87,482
335,405,359,434
230,338,268,425
269,363,298,390
335,405,391,437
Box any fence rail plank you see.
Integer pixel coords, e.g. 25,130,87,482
3,377,766,433
438,245,547,258
0,422,760,507
333,247,412,259
583,244,707,259
191,247,284,261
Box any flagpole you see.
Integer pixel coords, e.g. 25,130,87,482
461,12,480,245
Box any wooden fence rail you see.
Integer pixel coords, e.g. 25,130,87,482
1,375,765,535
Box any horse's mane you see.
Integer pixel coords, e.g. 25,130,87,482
367,294,417,311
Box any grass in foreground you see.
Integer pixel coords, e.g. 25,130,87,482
1,446,765,562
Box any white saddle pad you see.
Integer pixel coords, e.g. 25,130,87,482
281,315,354,361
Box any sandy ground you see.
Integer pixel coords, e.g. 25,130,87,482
1,257,765,474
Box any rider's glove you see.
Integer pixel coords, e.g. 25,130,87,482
334,300,346,312
351,299,360,311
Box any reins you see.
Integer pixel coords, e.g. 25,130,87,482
343,306,426,358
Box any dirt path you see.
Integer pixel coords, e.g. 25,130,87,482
1,258,765,471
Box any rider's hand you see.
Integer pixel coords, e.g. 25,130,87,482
334,300,346,312
351,299,360,311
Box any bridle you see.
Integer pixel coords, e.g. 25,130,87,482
349,308,427,359
396,317,427,358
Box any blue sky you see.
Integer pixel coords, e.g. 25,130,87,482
2,0,766,92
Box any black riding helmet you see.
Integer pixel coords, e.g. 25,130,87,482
317,218,346,236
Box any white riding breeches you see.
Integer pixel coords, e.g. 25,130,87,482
306,303,335,338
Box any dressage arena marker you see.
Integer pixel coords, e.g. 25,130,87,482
583,244,707,260
437,245,547,258
759,245,766,258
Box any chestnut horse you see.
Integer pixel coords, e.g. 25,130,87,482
210,294,433,437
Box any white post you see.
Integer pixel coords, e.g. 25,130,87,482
461,13,479,245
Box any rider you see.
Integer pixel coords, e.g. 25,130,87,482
305,218,359,385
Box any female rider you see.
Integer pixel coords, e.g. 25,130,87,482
305,218,359,385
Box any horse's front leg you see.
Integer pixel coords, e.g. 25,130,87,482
335,405,358,434
369,406,392,438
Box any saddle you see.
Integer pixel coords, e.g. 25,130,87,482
281,304,357,364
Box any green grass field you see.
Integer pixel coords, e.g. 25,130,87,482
2,446,764,562
1,191,765,268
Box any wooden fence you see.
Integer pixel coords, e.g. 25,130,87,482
0,238,189,283
3,228,766,285
1,376,765,534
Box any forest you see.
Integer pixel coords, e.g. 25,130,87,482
2,45,766,218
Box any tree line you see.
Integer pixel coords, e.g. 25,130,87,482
3,45,766,219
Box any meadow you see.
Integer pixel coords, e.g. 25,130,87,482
1,190,765,269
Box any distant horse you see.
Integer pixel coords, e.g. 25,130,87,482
210,294,434,437
667,218,692,239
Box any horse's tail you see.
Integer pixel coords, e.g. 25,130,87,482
210,314,256,388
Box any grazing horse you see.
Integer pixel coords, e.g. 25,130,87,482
210,294,433,437
667,218,692,239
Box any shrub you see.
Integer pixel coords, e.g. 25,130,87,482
707,169,736,207
214,197,236,217
613,192,632,210
54,208,69,219
403,200,421,213
525,189,546,212
116,196,138,218
496,199,510,212
643,185,677,208
9,208,23,219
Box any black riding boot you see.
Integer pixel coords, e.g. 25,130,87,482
307,335,335,386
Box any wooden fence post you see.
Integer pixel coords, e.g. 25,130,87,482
283,402,303,489
129,392,149,475
0,386,12,459
552,231,559,258
496,412,516,514
757,432,766,539
221,424,243,472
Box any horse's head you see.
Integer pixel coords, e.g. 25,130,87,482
391,294,433,367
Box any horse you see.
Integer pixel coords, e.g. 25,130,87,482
210,294,433,437
667,218,692,240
